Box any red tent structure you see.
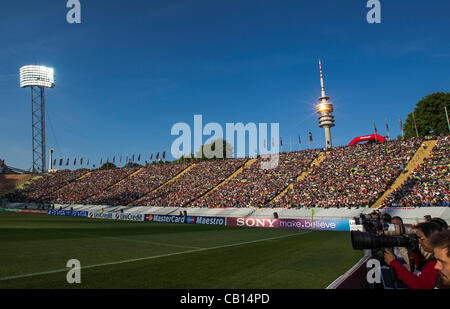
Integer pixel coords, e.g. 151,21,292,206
348,134,387,146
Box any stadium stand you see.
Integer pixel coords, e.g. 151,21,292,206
4,169,89,202
4,137,449,209
46,167,140,204
130,159,246,207
371,139,438,208
191,150,320,208
85,163,192,206
267,151,328,205
271,138,423,208
0,174,33,196
382,136,450,207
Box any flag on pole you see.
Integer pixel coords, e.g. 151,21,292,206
132,154,135,162
53,159,56,167
385,119,390,139
445,106,450,132
280,137,283,147
309,132,313,142
413,112,419,137
59,159,63,166
87,158,90,166
298,135,301,145
66,158,69,166
150,153,153,161
156,152,160,160
80,158,83,166
100,158,103,165
399,117,404,136
74,158,77,166
163,151,166,159
373,121,378,135
120,155,122,163
138,154,141,161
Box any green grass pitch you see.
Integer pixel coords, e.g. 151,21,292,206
0,212,363,289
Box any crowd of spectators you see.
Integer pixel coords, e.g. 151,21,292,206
46,167,140,204
132,159,246,207
5,169,88,203
192,150,320,208
89,162,191,206
383,136,450,207
7,137,449,209
272,138,423,208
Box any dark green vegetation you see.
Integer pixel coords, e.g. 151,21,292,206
174,138,234,163
0,212,363,289
404,92,450,138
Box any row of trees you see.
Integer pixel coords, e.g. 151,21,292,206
173,138,233,164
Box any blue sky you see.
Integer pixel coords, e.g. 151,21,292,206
1,0,449,170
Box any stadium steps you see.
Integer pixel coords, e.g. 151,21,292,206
86,167,145,201
187,158,258,205
127,163,197,206
0,174,34,196
371,139,439,209
266,151,329,206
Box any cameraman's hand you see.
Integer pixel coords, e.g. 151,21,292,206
384,249,396,266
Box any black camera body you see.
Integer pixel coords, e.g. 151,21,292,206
354,213,390,234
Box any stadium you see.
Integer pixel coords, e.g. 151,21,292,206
1,135,449,289
1,1,450,294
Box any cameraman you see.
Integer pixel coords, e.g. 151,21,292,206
384,222,442,289
431,230,450,289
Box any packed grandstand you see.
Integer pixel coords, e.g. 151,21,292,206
3,136,449,209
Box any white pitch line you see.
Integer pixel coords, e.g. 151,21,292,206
0,231,311,282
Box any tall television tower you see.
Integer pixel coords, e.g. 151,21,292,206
20,65,55,173
316,59,335,149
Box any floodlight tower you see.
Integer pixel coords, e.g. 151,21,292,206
20,65,55,173
316,59,335,150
